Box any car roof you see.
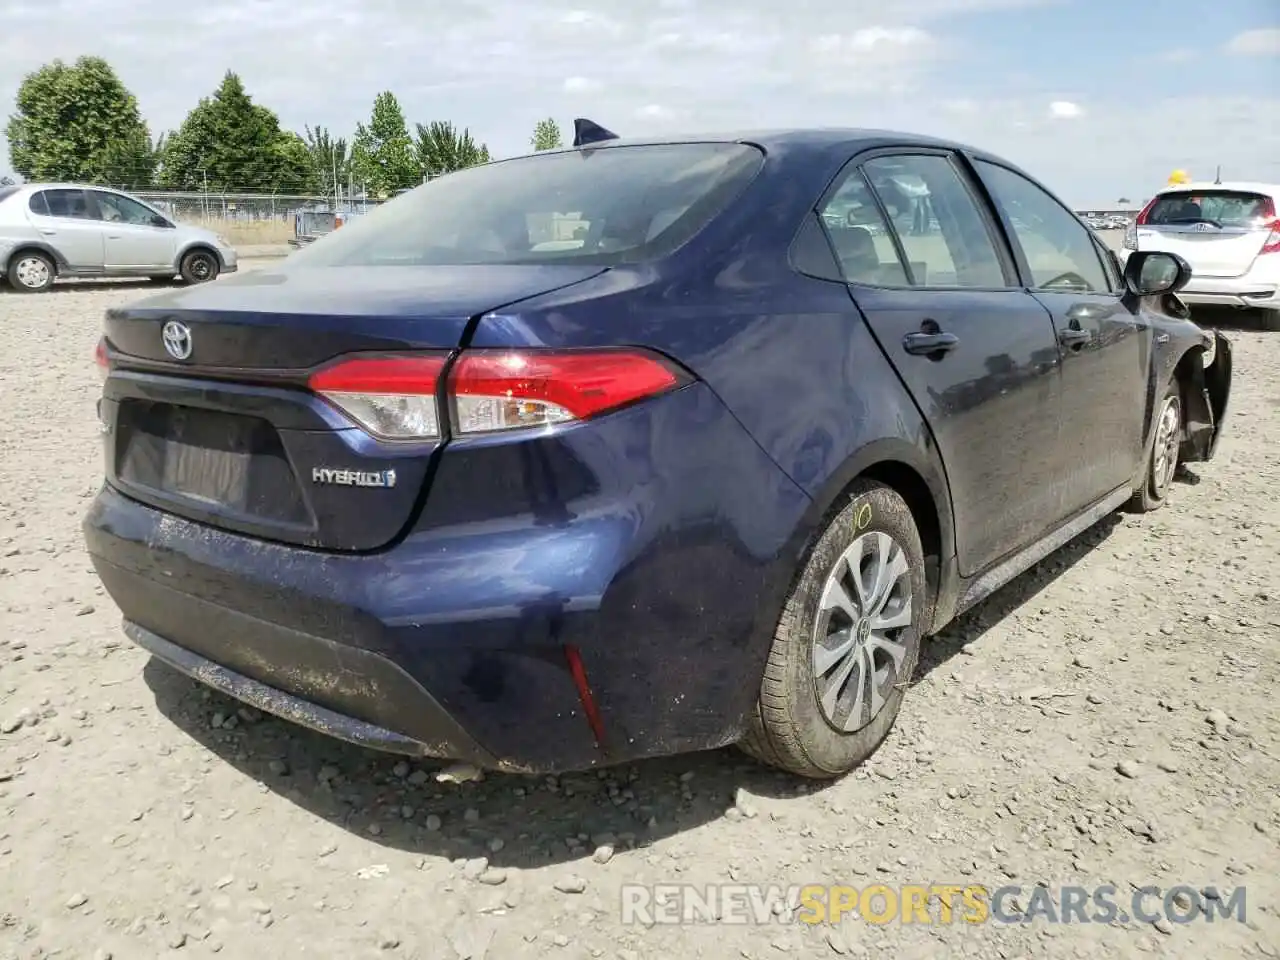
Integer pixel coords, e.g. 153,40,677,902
1157,181,1279,196
7,182,137,193
533,127,996,160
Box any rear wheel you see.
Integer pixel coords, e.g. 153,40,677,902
1126,383,1181,513
7,252,55,293
740,480,925,779
180,249,219,285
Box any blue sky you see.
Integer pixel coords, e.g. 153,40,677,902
1,0,1276,205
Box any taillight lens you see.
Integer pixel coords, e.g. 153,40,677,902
449,349,683,434
307,349,686,440
1126,196,1159,251
308,354,448,440
1262,224,1280,256
1258,198,1280,255
94,337,109,379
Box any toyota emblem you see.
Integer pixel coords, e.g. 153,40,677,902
162,320,193,360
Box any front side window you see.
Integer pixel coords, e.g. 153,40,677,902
95,191,161,226
862,155,1008,288
292,143,764,268
975,161,1109,293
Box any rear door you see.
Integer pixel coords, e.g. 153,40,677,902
91,190,178,271
972,159,1150,516
1136,188,1275,278
25,188,105,271
823,150,1066,576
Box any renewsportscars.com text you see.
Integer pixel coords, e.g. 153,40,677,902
619,883,1247,927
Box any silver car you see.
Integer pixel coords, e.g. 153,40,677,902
0,183,238,293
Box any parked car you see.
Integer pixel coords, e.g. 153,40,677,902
0,183,237,292
84,129,1233,779
1121,181,1280,329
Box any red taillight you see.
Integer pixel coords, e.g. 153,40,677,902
1262,224,1280,256
1258,197,1280,255
448,349,682,434
94,338,109,379
307,348,685,440
308,353,448,440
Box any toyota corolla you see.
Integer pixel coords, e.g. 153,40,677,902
83,126,1232,778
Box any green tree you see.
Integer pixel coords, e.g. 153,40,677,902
5,56,156,187
159,71,318,194
531,117,563,151
305,124,350,198
350,92,418,197
414,121,490,178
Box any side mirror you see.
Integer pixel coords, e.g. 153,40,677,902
150,214,172,228
1123,250,1191,297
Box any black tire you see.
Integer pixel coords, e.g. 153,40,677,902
1125,381,1181,513
6,251,55,293
740,479,926,779
179,249,219,285
1259,310,1280,333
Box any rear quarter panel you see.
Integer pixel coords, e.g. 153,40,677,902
467,150,957,679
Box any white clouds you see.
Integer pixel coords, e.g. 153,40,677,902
811,26,935,54
1225,28,1280,56
0,0,1271,201
1048,100,1083,120
634,104,674,120
562,76,601,93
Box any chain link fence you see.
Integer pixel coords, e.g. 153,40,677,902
133,191,385,246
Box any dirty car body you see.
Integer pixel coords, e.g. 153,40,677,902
83,129,1233,775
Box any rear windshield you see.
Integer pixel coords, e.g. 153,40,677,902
0,185,19,205
291,143,763,268
1148,190,1273,227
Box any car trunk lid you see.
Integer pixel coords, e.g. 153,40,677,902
99,263,606,551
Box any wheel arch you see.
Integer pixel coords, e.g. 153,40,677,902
174,243,226,272
2,243,67,277
790,438,955,634
1170,342,1217,463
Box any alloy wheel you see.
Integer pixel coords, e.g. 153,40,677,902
1152,396,1180,497
811,531,914,733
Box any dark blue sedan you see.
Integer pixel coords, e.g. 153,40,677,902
84,127,1232,778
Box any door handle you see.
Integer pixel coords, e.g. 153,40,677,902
903,331,959,356
1058,328,1092,347
39,229,57,236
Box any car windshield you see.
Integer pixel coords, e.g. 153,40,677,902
1148,190,1272,227
292,143,764,268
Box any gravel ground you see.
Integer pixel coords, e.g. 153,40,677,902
1,270,1278,960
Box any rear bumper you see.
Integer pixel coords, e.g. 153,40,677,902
1178,277,1279,310
124,620,496,763
83,383,812,773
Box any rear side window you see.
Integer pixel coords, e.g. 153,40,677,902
1148,190,1273,227
293,143,764,267
863,155,1007,288
30,189,98,220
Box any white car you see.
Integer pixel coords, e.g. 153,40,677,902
0,183,238,293
1120,181,1280,328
